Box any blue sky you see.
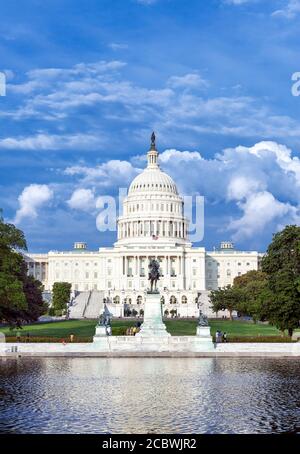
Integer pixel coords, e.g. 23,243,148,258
0,0,300,252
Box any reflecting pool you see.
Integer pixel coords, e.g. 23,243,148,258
0,357,299,433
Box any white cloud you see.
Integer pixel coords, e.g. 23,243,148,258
167,73,208,89
228,191,298,241
0,133,104,151
14,184,53,224
3,59,300,148
65,160,141,188
109,43,128,51
272,0,300,19
159,148,203,163
227,176,264,200
67,188,96,212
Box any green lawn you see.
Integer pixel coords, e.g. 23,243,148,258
0,318,290,341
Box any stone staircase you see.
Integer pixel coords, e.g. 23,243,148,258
68,290,105,319
83,290,105,319
68,291,90,319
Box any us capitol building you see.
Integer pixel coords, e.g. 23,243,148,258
25,135,260,318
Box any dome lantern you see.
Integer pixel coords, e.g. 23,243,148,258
147,131,159,169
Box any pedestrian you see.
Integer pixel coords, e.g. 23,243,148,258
223,332,227,343
70,333,75,342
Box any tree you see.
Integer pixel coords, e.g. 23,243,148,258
261,225,300,337
52,282,71,316
20,262,48,322
0,213,47,326
210,285,241,320
0,214,27,326
233,270,268,322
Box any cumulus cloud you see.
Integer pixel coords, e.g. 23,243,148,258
228,191,298,241
67,188,96,212
14,184,54,224
64,160,141,188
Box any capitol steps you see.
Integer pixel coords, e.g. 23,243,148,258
68,291,91,319
83,290,105,319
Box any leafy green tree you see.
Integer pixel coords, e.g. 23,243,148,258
261,225,300,337
0,214,27,326
0,213,46,326
20,263,48,322
233,270,268,322
210,285,241,320
52,282,71,315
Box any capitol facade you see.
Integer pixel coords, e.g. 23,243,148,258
25,136,261,318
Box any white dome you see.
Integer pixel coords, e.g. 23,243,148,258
115,134,190,248
128,168,178,195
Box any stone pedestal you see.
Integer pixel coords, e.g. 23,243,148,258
196,325,213,341
136,292,170,337
195,326,214,351
93,325,107,341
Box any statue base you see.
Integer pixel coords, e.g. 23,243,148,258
136,292,170,337
196,326,212,340
93,325,107,340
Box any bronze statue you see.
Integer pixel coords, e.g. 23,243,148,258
150,131,156,150
98,303,112,327
148,258,160,293
198,310,209,327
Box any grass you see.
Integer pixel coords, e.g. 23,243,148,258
0,318,291,342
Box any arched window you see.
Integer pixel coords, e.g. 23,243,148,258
170,295,177,305
113,296,120,304
181,295,187,304
137,295,142,305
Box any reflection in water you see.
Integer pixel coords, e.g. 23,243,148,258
0,358,299,434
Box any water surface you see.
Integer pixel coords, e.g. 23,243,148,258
0,357,299,434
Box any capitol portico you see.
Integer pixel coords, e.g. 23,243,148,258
25,135,261,318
